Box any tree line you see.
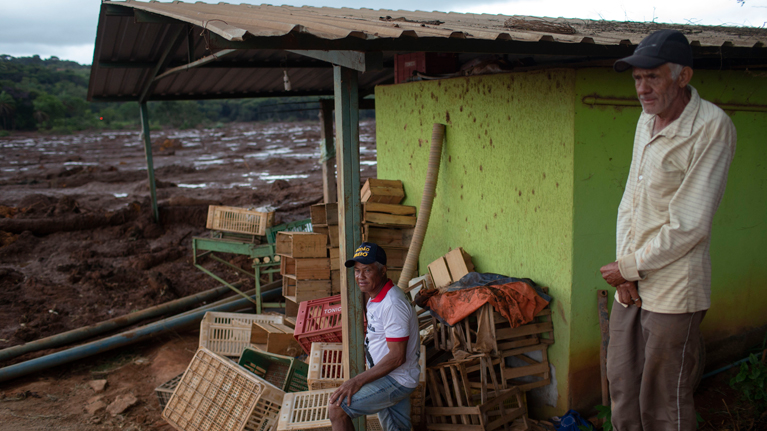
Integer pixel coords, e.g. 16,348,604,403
0,55,364,135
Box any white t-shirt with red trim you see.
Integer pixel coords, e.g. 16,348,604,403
365,279,420,388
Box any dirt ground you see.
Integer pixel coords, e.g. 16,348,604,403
0,120,376,430
0,120,763,430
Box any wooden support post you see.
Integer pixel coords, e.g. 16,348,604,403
139,102,160,224
334,65,365,431
319,99,337,204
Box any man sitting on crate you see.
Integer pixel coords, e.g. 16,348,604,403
328,242,421,431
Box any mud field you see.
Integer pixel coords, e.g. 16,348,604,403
0,120,376,430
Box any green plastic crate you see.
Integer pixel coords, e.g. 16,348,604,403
238,347,309,392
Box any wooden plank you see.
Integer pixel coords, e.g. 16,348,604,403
428,256,452,289
319,100,337,205
364,202,417,215
496,337,540,352
426,424,484,431
363,212,416,227
426,407,480,416
499,343,547,358
328,225,340,248
324,202,339,225
331,269,340,294
495,322,554,340
502,363,549,380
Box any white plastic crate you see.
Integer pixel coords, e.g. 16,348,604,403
276,389,381,431
199,312,285,358
162,347,284,431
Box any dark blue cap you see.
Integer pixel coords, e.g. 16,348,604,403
614,29,693,72
344,242,387,267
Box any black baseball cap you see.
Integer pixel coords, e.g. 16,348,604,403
614,29,693,72
344,242,387,268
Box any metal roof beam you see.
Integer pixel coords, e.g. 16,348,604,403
153,49,238,82
138,25,188,104
104,4,134,17
98,60,337,69
211,32,767,60
288,50,383,72
91,89,336,102
134,9,186,25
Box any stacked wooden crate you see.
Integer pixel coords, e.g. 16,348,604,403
360,179,416,284
276,232,332,318
309,203,342,295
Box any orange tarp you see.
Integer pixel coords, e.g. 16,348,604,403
426,281,549,327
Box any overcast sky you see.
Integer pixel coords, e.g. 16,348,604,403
1,0,765,65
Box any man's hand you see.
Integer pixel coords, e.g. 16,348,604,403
600,261,628,287
329,377,363,406
616,281,642,307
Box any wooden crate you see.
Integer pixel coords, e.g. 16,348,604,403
381,247,407,268
280,257,331,280
277,389,381,431
310,203,338,226
330,270,340,295
162,347,284,431
363,202,417,227
444,247,474,282
362,225,414,248
206,205,275,236
285,297,299,318
312,225,339,248
307,342,345,390
361,178,405,204
199,312,285,358
282,277,331,303
425,355,528,431
427,256,452,289
249,320,304,357
329,248,340,270
275,232,327,258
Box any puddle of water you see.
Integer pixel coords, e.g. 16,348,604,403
258,173,310,183
178,183,208,188
113,193,129,198
64,161,98,166
360,160,377,166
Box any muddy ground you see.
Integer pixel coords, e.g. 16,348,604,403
0,120,763,430
0,120,376,430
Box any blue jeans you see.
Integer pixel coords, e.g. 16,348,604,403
338,375,416,431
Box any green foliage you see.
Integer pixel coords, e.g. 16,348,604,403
730,353,767,410
1,54,373,131
595,404,612,431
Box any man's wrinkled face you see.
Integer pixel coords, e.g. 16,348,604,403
354,261,385,295
632,64,683,117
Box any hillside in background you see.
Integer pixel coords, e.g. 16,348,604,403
0,55,359,134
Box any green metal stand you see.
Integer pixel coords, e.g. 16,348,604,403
191,219,312,313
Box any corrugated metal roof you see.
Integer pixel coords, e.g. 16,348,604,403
88,0,767,102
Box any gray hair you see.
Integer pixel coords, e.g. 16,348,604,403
373,261,387,277
667,63,684,80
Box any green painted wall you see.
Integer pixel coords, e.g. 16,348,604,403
375,67,767,416
570,68,767,409
376,71,576,415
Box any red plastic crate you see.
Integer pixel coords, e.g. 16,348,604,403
293,295,344,354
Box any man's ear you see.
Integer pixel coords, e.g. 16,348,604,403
678,66,693,88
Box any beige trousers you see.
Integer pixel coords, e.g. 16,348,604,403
606,300,705,431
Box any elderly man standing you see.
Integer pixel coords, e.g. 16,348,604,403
328,242,420,431
599,29,736,431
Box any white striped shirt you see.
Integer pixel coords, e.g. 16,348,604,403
616,86,736,314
